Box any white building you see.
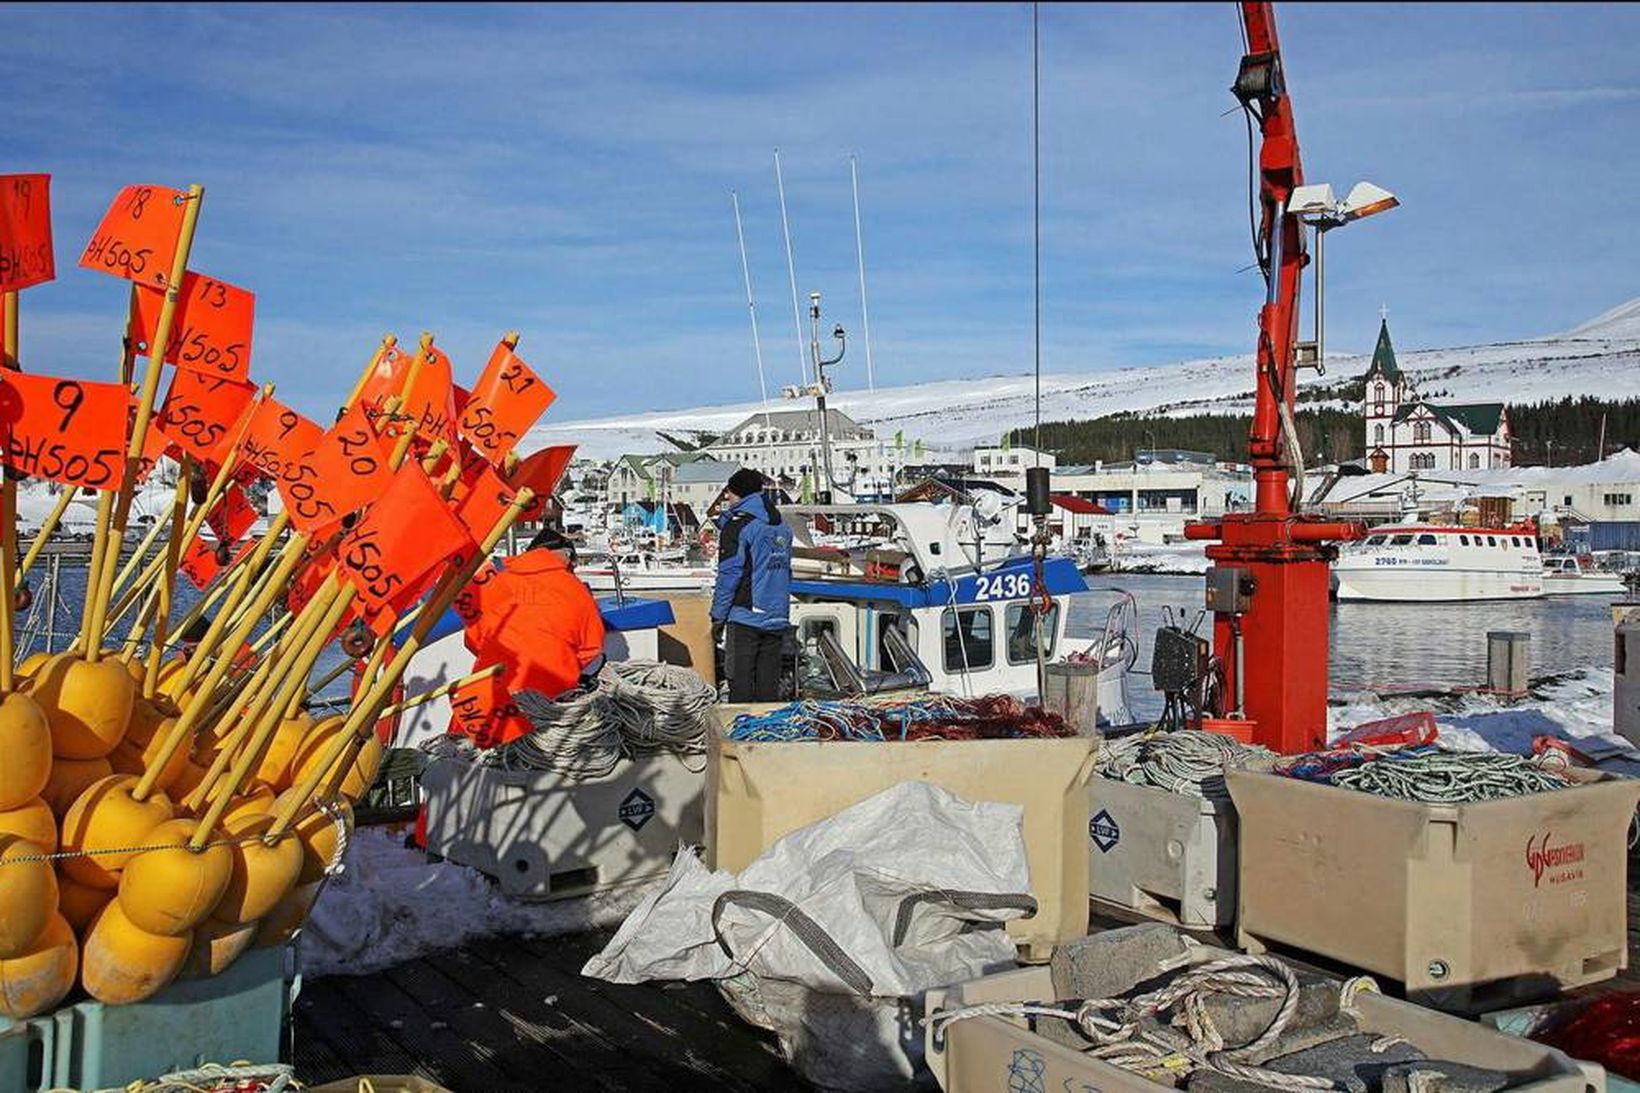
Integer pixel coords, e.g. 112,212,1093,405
1050,451,1251,543
972,444,1056,480
705,408,903,501
604,451,719,508
1364,318,1512,475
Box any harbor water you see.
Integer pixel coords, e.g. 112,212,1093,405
1069,573,1619,720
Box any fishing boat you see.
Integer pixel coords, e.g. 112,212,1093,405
1541,554,1628,597
575,549,716,594
1333,522,1544,602
784,501,1138,722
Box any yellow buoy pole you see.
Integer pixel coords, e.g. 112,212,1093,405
130,530,310,802
85,184,205,661
107,493,177,606
269,489,534,838
341,334,397,416
170,511,293,677
1,289,22,693
377,663,502,721
189,586,355,847
141,461,193,700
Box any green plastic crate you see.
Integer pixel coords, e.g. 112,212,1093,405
0,943,295,1092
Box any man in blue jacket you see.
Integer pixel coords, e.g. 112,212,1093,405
711,468,793,702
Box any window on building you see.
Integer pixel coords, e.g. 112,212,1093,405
1468,453,1480,470
1374,424,1384,444
942,607,994,672
1604,493,1633,507
1005,602,1060,665
1374,383,1385,413
1414,421,1432,443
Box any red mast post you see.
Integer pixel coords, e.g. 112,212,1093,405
1184,2,1363,753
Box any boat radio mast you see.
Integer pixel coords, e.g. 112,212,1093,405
850,154,876,392
774,149,809,386
782,291,847,503
730,189,772,426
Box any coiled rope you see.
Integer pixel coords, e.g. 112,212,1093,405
929,953,1358,1090
469,659,715,780
1096,730,1275,798
1329,750,1572,803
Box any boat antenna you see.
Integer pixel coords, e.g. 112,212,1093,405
774,149,809,385
730,189,772,427
850,153,876,392
1032,2,1041,462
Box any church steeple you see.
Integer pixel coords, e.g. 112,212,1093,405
1365,313,1401,383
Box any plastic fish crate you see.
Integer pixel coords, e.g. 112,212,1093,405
0,944,294,1093
1229,768,1640,1011
923,963,1605,1093
706,704,1098,960
1087,777,1237,928
420,751,705,899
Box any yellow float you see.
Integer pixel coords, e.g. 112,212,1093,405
211,814,302,925
257,711,316,789
181,918,257,979
117,817,231,937
108,715,191,793
42,755,113,817
290,719,383,802
57,875,115,933
255,879,323,947
58,774,173,888
0,835,58,959
80,899,192,1005
32,653,135,760
0,796,57,851
17,650,51,680
0,692,51,811
0,913,77,1019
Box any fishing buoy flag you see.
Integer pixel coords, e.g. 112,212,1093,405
459,340,555,466
78,185,187,289
0,174,54,292
131,272,254,382
0,373,133,489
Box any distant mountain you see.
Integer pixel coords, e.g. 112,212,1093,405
528,303,1640,460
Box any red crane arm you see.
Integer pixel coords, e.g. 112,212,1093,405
1236,0,1308,517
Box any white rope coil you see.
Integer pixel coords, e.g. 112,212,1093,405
930,953,1369,1091
483,659,715,780
1096,730,1276,798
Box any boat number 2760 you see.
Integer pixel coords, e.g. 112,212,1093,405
973,572,1034,601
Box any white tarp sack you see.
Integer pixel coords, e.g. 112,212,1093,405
582,781,1036,1091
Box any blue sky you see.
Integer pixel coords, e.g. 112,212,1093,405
5,3,1638,422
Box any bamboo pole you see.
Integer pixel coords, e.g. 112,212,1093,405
378,663,501,721
107,493,177,604
268,488,535,839
189,585,355,845
1,290,20,692
342,335,398,417
141,461,193,699
174,511,292,689
85,184,205,660
130,529,310,801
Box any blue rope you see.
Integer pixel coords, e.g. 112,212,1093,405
727,697,1014,743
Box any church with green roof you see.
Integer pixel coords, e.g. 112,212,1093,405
1362,317,1511,475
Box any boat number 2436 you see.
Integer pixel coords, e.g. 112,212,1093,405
974,572,1033,601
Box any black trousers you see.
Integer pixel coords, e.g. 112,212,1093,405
726,622,783,702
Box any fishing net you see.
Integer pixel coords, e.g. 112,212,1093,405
725,695,1073,743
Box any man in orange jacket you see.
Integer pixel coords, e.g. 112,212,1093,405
462,527,606,703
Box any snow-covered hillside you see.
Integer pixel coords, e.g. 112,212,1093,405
528,299,1640,460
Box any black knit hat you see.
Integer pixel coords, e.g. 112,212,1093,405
726,468,766,498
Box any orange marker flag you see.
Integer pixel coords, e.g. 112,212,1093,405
206,482,258,546
334,463,476,613
0,372,133,490
0,174,54,292
359,343,459,449
240,397,322,482
156,369,258,466
458,341,556,466
505,444,577,522
79,185,188,290
448,672,534,749
131,272,254,382
277,402,394,534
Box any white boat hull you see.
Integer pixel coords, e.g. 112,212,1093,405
578,569,715,594
1542,574,1627,596
1333,566,1542,602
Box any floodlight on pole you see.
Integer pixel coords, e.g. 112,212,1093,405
1286,179,1398,374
